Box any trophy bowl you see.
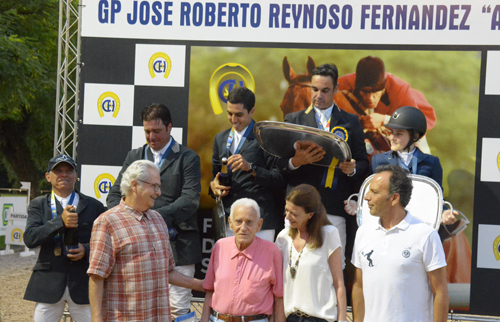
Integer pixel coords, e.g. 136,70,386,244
253,121,351,167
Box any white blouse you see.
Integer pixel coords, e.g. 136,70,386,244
275,225,341,322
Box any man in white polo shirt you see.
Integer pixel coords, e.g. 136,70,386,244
352,164,449,322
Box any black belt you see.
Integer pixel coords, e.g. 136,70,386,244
286,312,329,322
210,308,269,322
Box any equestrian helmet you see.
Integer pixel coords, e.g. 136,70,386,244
385,106,427,139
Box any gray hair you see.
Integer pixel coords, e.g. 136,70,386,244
230,198,260,219
120,160,159,196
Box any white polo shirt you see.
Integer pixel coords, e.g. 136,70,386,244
352,212,446,322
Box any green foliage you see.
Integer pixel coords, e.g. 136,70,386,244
0,0,58,192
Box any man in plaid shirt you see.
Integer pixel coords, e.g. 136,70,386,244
88,160,204,322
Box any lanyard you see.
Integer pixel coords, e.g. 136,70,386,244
315,113,331,131
144,139,175,168
50,190,76,220
50,190,75,242
226,119,254,156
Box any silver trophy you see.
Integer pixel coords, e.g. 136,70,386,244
253,121,352,166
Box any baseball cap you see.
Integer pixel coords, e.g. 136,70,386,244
47,154,77,172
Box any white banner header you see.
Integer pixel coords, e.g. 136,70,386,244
82,0,500,45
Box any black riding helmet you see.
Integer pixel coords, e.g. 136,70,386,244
385,106,427,151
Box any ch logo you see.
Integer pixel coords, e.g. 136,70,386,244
149,52,172,79
209,63,255,115
11,228,23,242
494,235,500,261
94,173,116,199
97,92,120,118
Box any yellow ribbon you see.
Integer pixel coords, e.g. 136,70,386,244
325,157,340,188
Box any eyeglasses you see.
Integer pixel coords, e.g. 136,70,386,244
137,180,161,192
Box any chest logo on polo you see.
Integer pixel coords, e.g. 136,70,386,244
362,250,374,267
402,245,412,258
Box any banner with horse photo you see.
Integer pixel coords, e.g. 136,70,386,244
188,47,479,307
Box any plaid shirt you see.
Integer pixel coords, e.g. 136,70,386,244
88,200,175,321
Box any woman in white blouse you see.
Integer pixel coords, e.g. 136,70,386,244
276,184,347,322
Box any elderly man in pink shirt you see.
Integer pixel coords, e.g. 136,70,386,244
201,198,285,322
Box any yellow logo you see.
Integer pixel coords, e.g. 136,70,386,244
494,235,500,261
209,63,255,115
94,173,116,199
497,151,500,172
11,228,23,243
97,92,120,118
149,52,172,79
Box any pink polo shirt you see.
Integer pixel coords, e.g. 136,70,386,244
203,236,283,315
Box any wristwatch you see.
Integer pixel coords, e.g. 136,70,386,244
247,163,256,176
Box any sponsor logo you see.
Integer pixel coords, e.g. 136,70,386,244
94,173,116,199
149,52,171,79
97,92,120,118
209,63,255,115
497,151,500,173
2,203,12,226
494,235,500,261
10,228,23,243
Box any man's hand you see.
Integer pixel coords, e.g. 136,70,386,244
291,141,325,167
67,243,85,261
191,278,206,292
360,113,386,130
210,173,230,198
227,154,251,172
61,205,78,228
339,159,356,175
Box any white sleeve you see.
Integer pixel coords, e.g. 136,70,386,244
325,225,342,257
351,228,363,269
275,229,288,255
423,229,447,272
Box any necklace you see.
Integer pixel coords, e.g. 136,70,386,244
289,238,307,280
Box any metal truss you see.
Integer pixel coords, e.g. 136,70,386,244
53,0,82,159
